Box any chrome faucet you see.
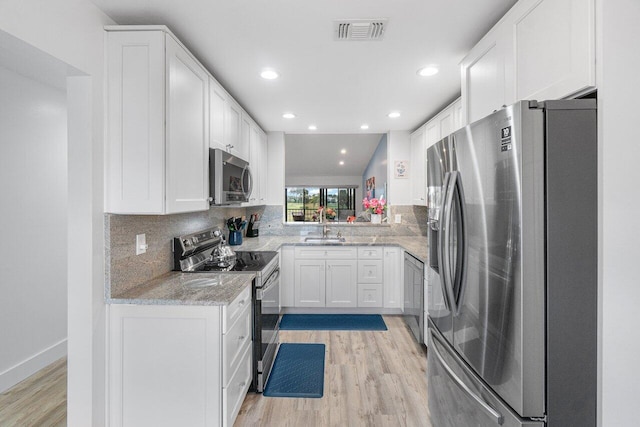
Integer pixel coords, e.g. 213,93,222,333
323,224,330,238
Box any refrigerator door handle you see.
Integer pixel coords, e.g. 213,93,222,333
437,172,453,311
439,171,459,314
452,171,468,313
430,329,505,425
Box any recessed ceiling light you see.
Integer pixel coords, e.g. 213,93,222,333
417,66,439,77
339,161,345,165
282,113,296,119
260,69,279,80
360,124,369,130
308,125,317,130
341,149,346,154
388,111,401,118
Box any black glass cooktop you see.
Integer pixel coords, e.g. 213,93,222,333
195,251,277,272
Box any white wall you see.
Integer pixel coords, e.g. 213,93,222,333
598,0,640,425
0,65,68,392
386,130,411,205
0,1,114,425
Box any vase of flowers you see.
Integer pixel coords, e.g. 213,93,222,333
362,196,387,224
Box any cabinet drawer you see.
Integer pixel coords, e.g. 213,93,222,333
222,343,252,427
223,304,252,385
295,246,357,259
357,246,383,259
358,259,383,283
358,284,383,307
223,285,251,334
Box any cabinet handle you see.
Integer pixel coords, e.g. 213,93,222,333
239,381,246,388
238,299,245,306
238,335,245,340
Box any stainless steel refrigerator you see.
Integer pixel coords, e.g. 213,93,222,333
426,100,597,427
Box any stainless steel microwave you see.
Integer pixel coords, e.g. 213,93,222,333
209,148,253,205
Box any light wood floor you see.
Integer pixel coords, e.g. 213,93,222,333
0,316,430,427
0,357,67,427
235,315,432,427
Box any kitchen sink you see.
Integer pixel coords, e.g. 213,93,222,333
304,236,346,244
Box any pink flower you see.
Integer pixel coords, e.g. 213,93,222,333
362,198,370,209
370,198,379,208
375,206,383,214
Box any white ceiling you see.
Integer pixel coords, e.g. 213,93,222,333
285,134,384,177
90,0,517,134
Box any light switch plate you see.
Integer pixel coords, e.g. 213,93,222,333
395,214,402,224
136,233,147,255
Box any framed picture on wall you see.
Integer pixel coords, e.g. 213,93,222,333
395,160,409,178
366,176,375,198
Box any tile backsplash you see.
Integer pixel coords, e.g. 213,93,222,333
106,207,244,297
105,204,427,297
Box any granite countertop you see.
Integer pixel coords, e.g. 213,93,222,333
107,271,254,306
107,235,427,307
232,235,429,264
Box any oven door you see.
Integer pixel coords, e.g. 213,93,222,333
253,267,280,392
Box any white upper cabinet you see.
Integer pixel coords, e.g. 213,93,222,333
512,0,595,101
106,25,266,214
106,29,209,214
225,98,245,160
209,77,227,151
461,0,595,125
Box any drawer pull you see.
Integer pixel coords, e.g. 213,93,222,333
238,335,245,341
239,381,246,388
238,299,245,306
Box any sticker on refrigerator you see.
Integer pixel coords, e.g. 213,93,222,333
500,126,512,152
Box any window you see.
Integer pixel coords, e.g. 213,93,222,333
286,187,356,222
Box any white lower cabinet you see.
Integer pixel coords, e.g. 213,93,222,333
290,246,405,310
383,247,403,309
294,259,326,307
108,288,251,427
280,246,295,307
326,260,358,308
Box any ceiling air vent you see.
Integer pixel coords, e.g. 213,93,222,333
334,19,388,41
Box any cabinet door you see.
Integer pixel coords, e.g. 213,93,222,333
247,123,261,205
209,77,226,151
461,30,510,125
225,99,242,159
358,259,383,284
165,34,209,213
512,0,595,101
410,126,426,205
294,259,325,307
383,247,403,309
425,120,440,149
438,107,455,140
326,260,358,308
106,31,165,214
109,304,222,427
280,247,295,307
258,130,268,204
452,98,463,130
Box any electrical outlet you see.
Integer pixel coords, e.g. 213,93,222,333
136,234,148,255
395,214,402,224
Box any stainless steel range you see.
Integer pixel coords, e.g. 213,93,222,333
173,227,280,392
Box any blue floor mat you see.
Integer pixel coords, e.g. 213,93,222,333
263,343,325,398
279,314,388,331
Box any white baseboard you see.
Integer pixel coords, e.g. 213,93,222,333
0,339,67,393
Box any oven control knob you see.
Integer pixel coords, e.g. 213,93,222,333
213,230,221,237
193,236,199,243
183,238,192,247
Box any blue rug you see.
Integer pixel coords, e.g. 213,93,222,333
279,314,387,331
263,343,325,398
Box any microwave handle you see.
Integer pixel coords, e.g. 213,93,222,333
241,165,253,200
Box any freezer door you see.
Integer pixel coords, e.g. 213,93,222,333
428,325,544,427
451,102,545,417
426,137,456,342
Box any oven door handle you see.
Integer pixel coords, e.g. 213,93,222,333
256,268,280,300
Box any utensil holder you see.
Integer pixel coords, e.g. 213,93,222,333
228,230,243,246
